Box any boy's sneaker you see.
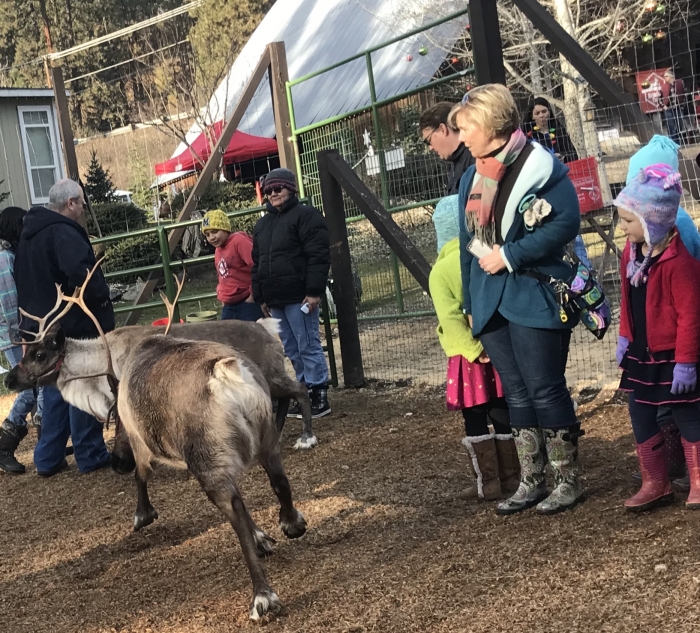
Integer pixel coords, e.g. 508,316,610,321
310,387,331,419
286,401,302,419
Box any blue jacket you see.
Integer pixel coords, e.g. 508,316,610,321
459,142,580,336
15,206,114,340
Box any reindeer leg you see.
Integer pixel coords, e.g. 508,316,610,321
274,397,290,436
203,484,282,620
132,440,158,531
292,383,317,450
112,426,136,474
249,517,277,559
259,444,307,540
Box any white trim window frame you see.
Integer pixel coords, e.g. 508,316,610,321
17,105,64,205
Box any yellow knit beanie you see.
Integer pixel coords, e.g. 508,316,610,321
202,209,231,233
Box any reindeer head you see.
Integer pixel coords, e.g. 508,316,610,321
5,322,67,391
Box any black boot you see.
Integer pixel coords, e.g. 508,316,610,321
0,423,28,474
310,387,331,419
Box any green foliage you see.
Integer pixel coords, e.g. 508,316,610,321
170,180,260,233
102,234,160,283
88,201,149,236
128,146,155,212
85,150,115,204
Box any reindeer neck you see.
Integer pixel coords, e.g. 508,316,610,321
62,337,112,379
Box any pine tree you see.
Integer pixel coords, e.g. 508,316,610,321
84,150,115,203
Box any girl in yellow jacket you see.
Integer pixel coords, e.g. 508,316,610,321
429,198,520,500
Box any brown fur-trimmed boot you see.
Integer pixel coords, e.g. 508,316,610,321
461,435,503,501
494,433,521,494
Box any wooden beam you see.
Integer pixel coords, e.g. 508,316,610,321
269,41,296,173
317,150,365,388
124,47,272,325
322,150,432,294
51,65,100,235
468,0,506,85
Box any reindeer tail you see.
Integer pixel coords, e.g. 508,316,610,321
256,317,282,338
210,357,272,421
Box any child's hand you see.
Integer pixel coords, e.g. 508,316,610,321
671,363,697,395
477,350,490,364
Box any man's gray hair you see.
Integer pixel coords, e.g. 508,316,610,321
48,179,83,211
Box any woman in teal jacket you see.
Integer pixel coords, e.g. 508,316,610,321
455,84,582,516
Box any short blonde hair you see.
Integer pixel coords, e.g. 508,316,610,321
449,84,520,140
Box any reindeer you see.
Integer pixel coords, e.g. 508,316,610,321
5,266,307,620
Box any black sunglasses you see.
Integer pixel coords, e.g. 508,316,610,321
264,186,284,195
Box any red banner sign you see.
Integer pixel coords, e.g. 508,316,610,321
635,68,671,114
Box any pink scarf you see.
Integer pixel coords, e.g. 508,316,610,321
465,129,527,245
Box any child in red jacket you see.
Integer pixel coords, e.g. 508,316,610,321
615,164,700,511
202,209,263,322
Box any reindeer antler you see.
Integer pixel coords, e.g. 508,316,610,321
13,288,79,345
159,269,186,336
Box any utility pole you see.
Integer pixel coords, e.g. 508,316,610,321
38,0,54,87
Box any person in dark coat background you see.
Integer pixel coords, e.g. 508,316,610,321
419,102,474,195
523,97,579,164
252,168,331,420
662,70,688,144
15,179,114,477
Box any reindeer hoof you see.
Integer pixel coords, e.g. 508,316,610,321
280,510,307,539
250,589,282,620
133,507,159,532
293,434,318,450
253,529,277,558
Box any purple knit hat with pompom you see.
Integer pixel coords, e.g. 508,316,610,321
613,162,682,286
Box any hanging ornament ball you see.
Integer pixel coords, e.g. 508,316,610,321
451,56,459,64
641,80,651,89
418,46,429,56
406,54,413,61
644,0,657,11
655,30,667,40
466,84,472,91
656,3,666,12
642,33,654,43
615,20,625,33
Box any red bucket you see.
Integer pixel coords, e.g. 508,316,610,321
568,157,603,214
151,317,184,327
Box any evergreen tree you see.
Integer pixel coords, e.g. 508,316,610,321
84,150,115,203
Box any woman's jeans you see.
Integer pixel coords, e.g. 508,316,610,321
478,312,576,430
270,303,329,388
3,346,43,430
35,385,110,473
221,300,264,322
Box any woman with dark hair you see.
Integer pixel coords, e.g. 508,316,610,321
523,97,579,164
0,206,42,474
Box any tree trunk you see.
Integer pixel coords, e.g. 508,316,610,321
521,13,544,95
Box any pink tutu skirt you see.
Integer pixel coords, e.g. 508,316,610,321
446,355,504,411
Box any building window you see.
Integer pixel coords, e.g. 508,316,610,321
17,106,62,204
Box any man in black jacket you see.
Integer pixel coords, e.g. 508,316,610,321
419,102,474,195
15,179,113,476
252,168,331,418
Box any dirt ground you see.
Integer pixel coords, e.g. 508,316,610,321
1,387,699,633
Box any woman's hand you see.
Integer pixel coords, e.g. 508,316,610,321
477,350,490,364
478,245,506,275
245,294,255,303
303,296,321,313
261,303,271,318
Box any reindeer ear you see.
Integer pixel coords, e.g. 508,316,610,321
45,324,66,352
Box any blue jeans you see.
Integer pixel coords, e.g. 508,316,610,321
270,303,329,388
3,346,43,429
479,312,577,429
664,107,684,144
35,385,110,473
221,300,264,322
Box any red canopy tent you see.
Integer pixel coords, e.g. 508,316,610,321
154,122,278,175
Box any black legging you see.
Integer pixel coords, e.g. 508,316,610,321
462,398,511,436
629,393,700,444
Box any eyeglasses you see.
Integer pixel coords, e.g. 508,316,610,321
460,92,469,106
264,186,284,195
423,129,436,147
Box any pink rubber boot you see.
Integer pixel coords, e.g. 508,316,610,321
625,433,674,512
681,438,700,509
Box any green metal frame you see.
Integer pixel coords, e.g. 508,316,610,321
285,8,472,316
92,203,339,387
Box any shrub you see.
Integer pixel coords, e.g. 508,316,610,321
88,201,149,236
102,234,160,284
170,180,260,234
